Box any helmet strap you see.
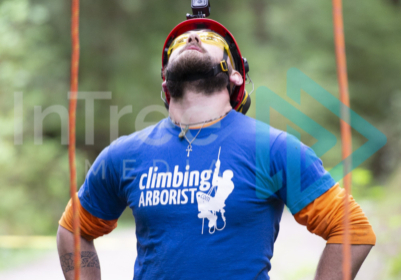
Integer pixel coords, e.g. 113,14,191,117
222,49,231,95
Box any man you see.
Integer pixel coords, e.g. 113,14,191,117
57,16,375,280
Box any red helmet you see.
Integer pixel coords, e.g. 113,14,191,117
161,18,251,114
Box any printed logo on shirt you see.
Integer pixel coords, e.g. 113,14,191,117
137,147,234,234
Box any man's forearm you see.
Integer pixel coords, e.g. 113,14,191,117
57,225,101,280
314,244,373,280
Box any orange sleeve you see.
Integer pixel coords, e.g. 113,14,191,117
294,184,376,245
59,193,118,241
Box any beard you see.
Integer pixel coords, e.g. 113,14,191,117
165,50,229,99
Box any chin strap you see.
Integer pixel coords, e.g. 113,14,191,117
222,49,231,94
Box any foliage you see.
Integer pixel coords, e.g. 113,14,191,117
0,0,400,237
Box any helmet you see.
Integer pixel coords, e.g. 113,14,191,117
161,18,251,114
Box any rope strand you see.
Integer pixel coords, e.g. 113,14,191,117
332,0,352,279
69,0,80,279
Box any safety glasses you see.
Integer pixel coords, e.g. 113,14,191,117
167,31,234,67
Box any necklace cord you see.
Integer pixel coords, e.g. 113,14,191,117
171,110,230,128
179,121,206,157
181,121,205,145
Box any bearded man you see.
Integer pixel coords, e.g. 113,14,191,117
57,15,375,280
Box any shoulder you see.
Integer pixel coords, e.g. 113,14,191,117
106,118,170,162
232,112,286,149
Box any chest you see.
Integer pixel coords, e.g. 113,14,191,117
119,142,280,236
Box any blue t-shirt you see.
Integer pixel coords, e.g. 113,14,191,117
78,110,335,280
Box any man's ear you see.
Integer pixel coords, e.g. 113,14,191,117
162,81,168,93
229,70,243,86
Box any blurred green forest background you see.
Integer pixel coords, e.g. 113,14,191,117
0,0,401,277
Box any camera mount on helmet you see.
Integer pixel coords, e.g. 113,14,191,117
186,0,211,19
161,0,252,115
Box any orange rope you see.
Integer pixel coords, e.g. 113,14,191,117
332,0,352,279
69,0,80,279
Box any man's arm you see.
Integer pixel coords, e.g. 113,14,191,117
314,244,372,280
57,195,118,280
294,184,376,279
57,225,101,280
56,143,123,279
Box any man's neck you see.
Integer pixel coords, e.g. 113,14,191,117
169,89,232,125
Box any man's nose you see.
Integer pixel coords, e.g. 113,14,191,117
187,33,201,45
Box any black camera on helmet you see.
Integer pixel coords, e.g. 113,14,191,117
187,0,211,19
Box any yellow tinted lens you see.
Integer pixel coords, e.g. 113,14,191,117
167,34,189,57
168,32,226,57
167,31,235,69
200,32,228,49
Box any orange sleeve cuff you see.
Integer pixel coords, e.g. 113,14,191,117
59,193,118,241
294,184,376,245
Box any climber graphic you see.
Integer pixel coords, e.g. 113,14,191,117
196,147,235,234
